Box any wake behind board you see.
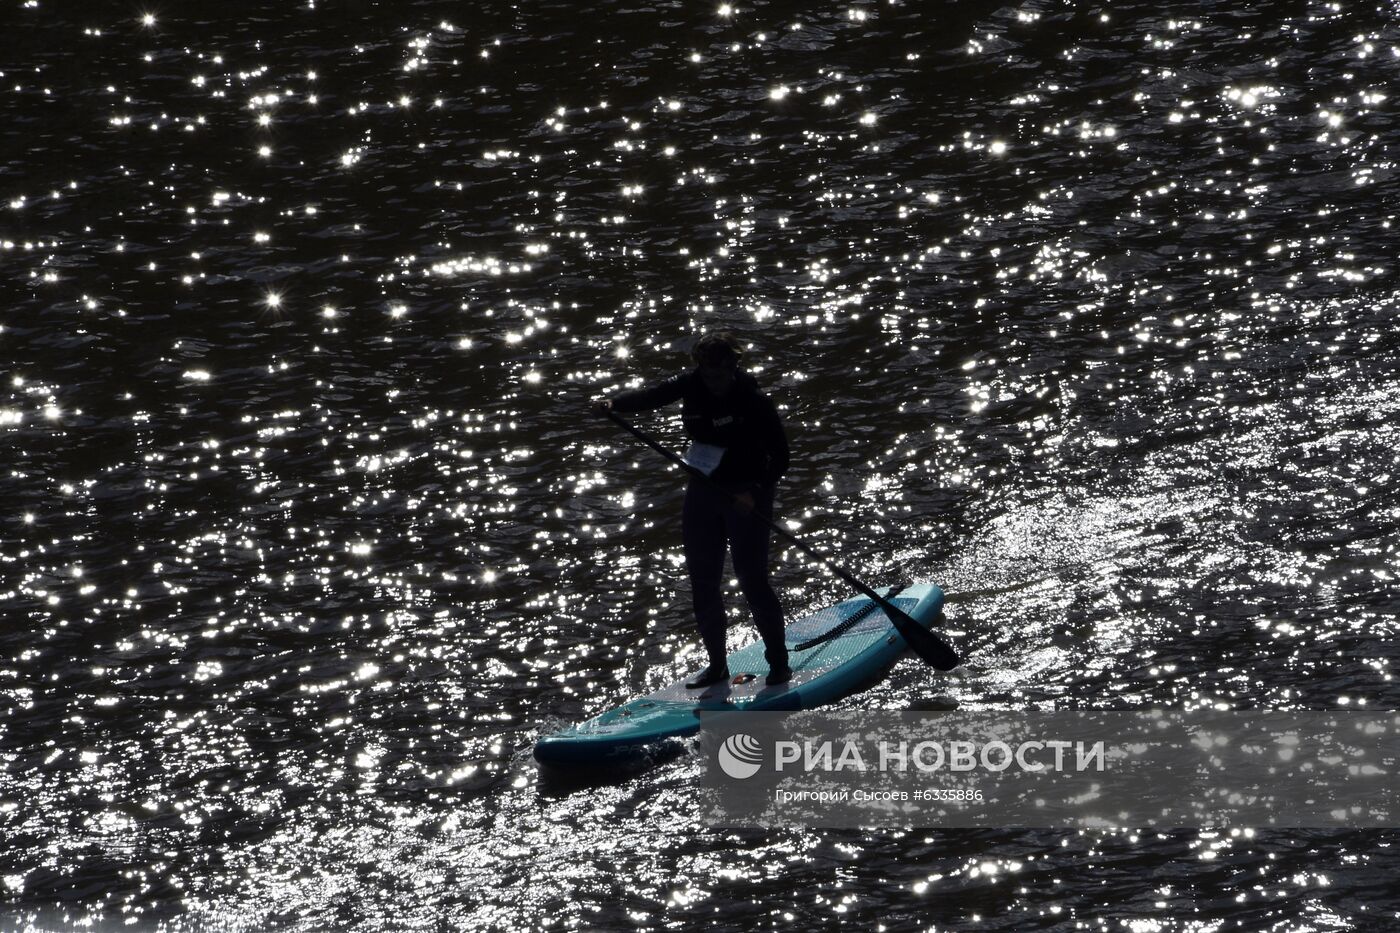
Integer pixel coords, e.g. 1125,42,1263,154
533,583,944,765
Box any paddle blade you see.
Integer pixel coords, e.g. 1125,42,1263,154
885,604,960,671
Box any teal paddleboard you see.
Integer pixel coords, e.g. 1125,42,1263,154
533,583,944,765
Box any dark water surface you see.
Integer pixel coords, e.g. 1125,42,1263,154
4,0,1400,929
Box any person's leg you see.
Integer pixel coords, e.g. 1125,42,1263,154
727,487,789,675
683,480,729,670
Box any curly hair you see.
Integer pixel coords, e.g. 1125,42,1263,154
691,331,743,368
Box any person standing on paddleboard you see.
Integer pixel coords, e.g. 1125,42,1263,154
592,331,792,688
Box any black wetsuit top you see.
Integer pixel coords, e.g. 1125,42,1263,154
612,370,789,489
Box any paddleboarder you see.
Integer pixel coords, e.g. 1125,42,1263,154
593,331,792,687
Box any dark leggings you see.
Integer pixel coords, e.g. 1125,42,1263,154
682,480,788,670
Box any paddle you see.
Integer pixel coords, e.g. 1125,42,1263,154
602,409,961,671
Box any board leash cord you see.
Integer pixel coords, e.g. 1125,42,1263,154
792,583,910,652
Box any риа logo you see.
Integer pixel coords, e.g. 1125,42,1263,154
717,733,764,780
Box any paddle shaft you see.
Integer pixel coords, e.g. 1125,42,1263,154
604,409,958,668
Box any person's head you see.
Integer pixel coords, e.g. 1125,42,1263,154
692,331,742,396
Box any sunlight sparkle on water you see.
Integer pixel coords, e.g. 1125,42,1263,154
1223,85,1281,109
430,256,532,277
6,6,1398,927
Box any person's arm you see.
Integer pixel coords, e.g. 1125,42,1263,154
593,373,688,415
727,397,786,514
758,395,789,487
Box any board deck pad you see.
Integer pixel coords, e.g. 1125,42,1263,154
534,583,945,764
